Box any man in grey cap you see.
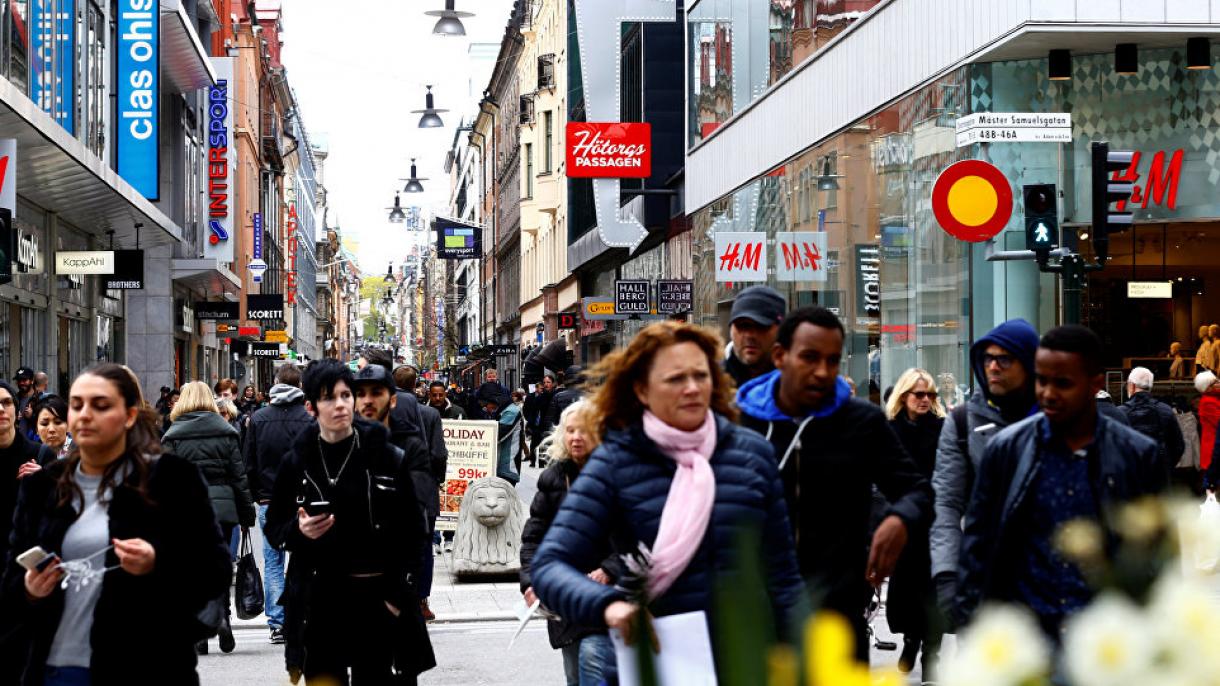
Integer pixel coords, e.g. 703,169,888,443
723,286,787,387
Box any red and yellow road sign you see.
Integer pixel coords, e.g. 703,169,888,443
931,160,1013,242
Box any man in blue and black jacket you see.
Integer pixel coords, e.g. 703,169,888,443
956,325,1165,637
738,306,931,662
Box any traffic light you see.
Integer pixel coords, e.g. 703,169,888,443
0,208,10,285
1091,141,1135,264
1023,184,1058,256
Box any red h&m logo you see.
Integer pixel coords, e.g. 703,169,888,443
780,240,821,272
566,123,651,178
719,240,763,273
1111,148,1183,211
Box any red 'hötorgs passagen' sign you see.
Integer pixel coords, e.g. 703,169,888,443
566,122,651,178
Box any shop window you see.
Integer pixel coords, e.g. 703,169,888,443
622,25,642,123
84,1,105,156
0,303,10,374
20,306,46,374
7,1,29,96
95,315,113,362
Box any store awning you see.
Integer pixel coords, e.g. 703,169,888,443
160,1,217,92
0,79,183,247
976,27,1220,63
171,259,243,297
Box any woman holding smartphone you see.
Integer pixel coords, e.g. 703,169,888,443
1,364,231,686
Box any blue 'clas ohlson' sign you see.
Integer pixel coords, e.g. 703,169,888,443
117,0,159,200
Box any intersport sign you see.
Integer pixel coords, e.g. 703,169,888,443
566,123,651,178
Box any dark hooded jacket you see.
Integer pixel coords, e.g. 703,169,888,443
737,371,931,640
386,413,441,526
1120,391,1186,478
264,419,434,680
243,384,315,502
1,432,54,565
930,319,1039,579
723,345,774,389
162,410,255,527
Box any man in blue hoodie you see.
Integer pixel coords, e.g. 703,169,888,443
738,306,931,662
929,318,1039,626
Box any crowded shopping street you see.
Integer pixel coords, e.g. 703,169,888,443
9,1,1220,686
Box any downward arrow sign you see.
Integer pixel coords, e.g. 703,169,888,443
574,0,675,252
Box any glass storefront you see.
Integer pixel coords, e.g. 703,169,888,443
974,48,1220,377
692,69,975,404
691,45,1220,401
687,0,880,148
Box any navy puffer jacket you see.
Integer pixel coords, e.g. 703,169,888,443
530,414,805,637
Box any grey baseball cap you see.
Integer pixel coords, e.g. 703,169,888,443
729,286,786,327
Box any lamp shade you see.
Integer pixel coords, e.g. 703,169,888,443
1115,43,1138,75
1049,49,1072,80
426,0,473,37
412,86,448,128
402,159,428,193
387,193,406,223
1188,37,1212,70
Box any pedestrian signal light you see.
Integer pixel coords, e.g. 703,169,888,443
1023,184,1058,256
1091,141,1135,264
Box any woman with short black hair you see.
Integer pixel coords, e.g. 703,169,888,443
265,359,435,685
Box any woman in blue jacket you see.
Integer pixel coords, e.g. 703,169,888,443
529,321,805,666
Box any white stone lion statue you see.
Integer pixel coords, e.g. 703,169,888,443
452,476,526,577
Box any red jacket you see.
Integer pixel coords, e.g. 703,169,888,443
1199,390,1220,470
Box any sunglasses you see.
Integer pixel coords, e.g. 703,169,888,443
981,353,1016,370
908,391,938,401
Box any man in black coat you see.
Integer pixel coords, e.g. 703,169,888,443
737,307,931,662
957,326,1165,637
428,381,466,420
243,363,314,644
1121,366,1186,476
547,366,585,428
722,286,786,388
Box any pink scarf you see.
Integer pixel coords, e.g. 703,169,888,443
641,409,717,600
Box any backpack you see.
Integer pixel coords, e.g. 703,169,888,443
952,403,975,489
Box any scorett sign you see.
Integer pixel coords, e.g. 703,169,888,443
247,293,284,321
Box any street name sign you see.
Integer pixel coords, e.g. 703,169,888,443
955,112,1072,148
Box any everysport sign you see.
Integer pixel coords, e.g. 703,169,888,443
437,420,498,532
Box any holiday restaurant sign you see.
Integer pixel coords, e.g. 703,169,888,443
572,0,675,252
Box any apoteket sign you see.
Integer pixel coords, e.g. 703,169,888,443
566,123,651,178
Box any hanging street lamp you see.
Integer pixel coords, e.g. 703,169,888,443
413,85,447,128
402,159,427,193
426,0,473,37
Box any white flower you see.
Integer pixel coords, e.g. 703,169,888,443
1147,574,1220,680
1063,594,1154,686
938,605,1049,686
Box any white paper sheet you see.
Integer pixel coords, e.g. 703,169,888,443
611,611,718,686
507,598,542,651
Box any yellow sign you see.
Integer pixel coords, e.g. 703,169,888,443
217,324,231,333
586,300,615,315
264,330,289,344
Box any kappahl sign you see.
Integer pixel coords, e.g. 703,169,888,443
566,123,651,178
56,251,114,275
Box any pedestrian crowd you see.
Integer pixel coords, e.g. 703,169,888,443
0,285,1212,685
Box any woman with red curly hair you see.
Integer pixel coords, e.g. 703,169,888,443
528,321,804,669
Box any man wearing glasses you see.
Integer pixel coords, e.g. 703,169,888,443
930,318,1040,626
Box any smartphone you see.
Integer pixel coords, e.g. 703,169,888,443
304,501,331,517
16,546,57,573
